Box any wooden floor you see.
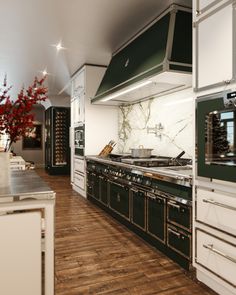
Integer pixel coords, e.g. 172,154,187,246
37,169,216,295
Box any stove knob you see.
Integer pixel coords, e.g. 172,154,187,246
126,175,131,180
118,172,123,177
115,171,119,176
137,177,141,183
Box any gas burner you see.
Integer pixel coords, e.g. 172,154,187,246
121,157,191,167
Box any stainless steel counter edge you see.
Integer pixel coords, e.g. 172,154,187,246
0,170,55,200
86,156,192,187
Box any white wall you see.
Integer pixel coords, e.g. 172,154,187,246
117,88,194,159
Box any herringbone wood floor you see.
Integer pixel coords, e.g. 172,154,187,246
36,169,216,295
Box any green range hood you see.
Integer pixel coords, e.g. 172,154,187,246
92,5,192,105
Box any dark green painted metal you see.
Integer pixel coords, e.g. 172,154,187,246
170,11,192,64
100,178,108,205
169,64,192,72
152,179,192,200
132,190,146,230
168,204,191,230
93,13,170,101
94,174,100,200
147,196,165,242
168,226,190,258
110,182,130,218
92,7,192,103
197,97,236,182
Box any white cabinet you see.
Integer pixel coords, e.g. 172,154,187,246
194,0,236,90
196,229,236,288
0,212,42,295
195,0,224,15
70,65,118,198
194,185,236,295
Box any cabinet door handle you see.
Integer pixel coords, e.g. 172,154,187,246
99,176,104,180
203,199,236,211
203,244,236,264
168,228,180,238
131,188,139,193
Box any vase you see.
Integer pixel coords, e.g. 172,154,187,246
0,152,10,188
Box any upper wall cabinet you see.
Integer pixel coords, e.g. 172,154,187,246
194,0,236,91
195,0,225,16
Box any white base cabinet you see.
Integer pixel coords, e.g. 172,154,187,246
70,65,118,197
0,212,42,295
194,184,236,295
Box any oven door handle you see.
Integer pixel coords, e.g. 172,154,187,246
168,228,180,238
203,199,236,211
168,201,180,210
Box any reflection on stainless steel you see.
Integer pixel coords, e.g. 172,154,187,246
0,170,54,199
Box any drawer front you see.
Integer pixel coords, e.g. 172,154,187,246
167,200,191,231
196,228,236,287
74,159,85,174
74,172,85,190
167,225,191,259
197,188,236,237
131,189,146,231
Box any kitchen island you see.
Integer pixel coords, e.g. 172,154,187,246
0,170,55,295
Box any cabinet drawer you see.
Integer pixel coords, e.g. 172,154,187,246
167,200,191,232
74,172,85,190
167,225,191,260
74,158,85,174
196,228,236,287
197,188,236,237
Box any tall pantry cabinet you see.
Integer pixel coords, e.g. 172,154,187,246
193,1,236,295
70,64,118,197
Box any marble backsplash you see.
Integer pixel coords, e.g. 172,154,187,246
117,88,194,159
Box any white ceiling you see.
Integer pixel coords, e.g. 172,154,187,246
0,0,192,99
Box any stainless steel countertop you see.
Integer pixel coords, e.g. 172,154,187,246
86,156,192,187
0,170,54,200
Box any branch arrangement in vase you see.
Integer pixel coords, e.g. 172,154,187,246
0,75,48,151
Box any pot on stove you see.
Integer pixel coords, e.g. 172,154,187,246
130,145,153,158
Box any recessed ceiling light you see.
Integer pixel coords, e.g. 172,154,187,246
42,69,48,76
55,41,66,52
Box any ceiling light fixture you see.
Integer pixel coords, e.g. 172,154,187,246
101,80,152,102
54,41,66,52
42,69,48,76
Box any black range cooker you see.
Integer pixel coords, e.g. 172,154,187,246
86,155,192,270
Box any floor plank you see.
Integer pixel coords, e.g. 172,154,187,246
36,169,216,295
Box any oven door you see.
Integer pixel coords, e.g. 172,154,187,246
197,91,236,182
74,125,84,156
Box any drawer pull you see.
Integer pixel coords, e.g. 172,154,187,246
168,228,180,238
203,244,236,264
110,181,125,188
131,188,139,193
203,199,236,211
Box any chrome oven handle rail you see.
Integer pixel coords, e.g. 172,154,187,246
168,227,180,237
203,244,236,264
203,199,236,211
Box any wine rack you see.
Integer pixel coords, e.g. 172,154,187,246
45,107,70,175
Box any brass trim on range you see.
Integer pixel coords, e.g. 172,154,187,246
167,200,192,233
130,188,147,231
146,192,166,244
167,224,192,260
195,227,236,288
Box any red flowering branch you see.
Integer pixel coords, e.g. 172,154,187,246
0,76,48,151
